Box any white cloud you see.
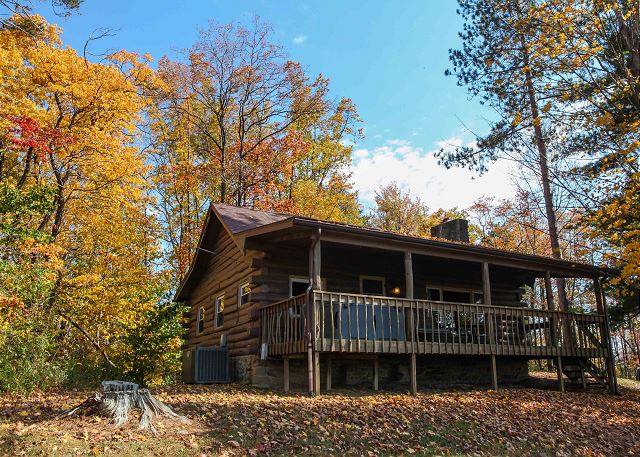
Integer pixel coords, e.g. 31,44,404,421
385,138,411,146
351,138,515,211
292,34,307,45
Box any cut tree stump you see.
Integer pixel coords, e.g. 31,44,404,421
59,380,187,433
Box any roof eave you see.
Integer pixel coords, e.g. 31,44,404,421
289,218,613,278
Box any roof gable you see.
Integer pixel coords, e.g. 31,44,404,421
175,204,293,301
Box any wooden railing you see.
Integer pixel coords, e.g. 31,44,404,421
260,291,609,358
260,294,308,356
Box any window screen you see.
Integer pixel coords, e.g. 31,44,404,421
215,295,224,328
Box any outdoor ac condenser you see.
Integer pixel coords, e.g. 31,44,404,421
182,346,230,384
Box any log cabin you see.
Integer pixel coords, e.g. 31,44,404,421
177,203,617,394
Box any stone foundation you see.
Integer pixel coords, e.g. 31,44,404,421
233,354,529,391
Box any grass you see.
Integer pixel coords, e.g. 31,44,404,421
1,373,640,456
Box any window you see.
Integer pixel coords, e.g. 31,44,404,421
214,294,224,329
289,276,326,297
196,306,205,334
443,290,472,303
290,276,309,297
427,288,443,301
360,275,385,296
238,282,251,306
426,286,484,304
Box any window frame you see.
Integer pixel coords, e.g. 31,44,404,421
214,293,225,329
425,285,484,304
289,276,326,297
289,276,310,297
238,282,251,307
196,306,205,335
359,275,386,296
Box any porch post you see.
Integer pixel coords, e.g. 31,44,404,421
313,236,322,290
482,262,497,390
556,355,565,392
283,356,290,393
313,352,321,395
482,262,492,306
307,230,322,396
594,278,618,394
405,252,416,378
545,271,558,349
373,356,379,391
490,354,498,391
404,252,414,299
410,353,417,395
326,355,332,391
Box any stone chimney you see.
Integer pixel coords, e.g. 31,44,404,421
430,219,470,243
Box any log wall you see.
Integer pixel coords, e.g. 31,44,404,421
184,229,263,357
184,237,533,360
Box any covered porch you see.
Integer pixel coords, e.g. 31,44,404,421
250,224,616,395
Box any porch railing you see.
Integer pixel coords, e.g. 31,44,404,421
260,291,609,359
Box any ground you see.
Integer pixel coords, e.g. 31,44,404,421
1,374,640,456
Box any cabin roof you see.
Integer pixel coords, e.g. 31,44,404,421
175,203,615,301
215,202,290,233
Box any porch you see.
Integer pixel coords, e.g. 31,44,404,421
261,291,609,359
259,291,614,394
248,222,616,394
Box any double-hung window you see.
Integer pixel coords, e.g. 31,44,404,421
214,294,224,329
196,306,205,334
238,282,251,307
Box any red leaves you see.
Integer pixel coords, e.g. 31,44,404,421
2,115,75,162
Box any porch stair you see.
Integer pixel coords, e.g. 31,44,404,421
561,357,608,389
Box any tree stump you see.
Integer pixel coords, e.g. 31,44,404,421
59,380,187,433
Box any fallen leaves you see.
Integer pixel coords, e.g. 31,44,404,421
1,375,640,456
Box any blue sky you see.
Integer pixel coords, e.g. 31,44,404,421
33,0,515,210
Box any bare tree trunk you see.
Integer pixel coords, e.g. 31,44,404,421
522,47,569,311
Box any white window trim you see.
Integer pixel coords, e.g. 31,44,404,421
289,276,309,297
238,282,251,307
196,306,205,335
289,276,326,296
359,275,386,295
214,294,225,329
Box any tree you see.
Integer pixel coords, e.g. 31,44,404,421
441,0,571,309
153,17,328,207
369,182,431,236
0,15,181,387
369,182,468,238
533,0,640,292
1,1,82,31
149,17,363,278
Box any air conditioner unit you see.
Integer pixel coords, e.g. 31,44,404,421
182,346,230,384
